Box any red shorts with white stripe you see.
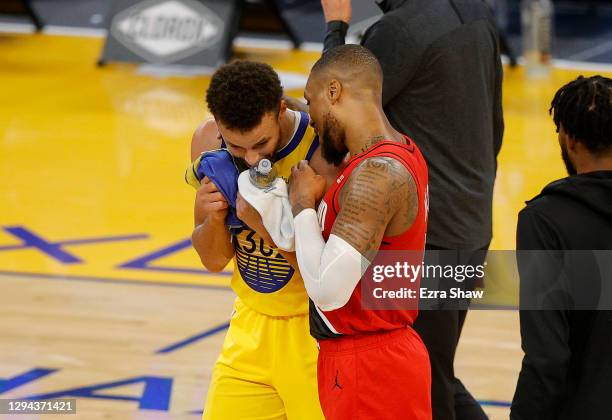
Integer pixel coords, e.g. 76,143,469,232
317,326,432,420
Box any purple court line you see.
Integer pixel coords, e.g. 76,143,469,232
0,231,149,252
0,229,232,276
156,322,231,354
0,270,233,291
58,234,150,246
123,266,233,275
118,238,233,276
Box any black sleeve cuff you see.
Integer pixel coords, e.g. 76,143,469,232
323,20,349,53
327,20,349,36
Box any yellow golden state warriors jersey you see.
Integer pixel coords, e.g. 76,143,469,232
186,110,318,316
231,111,317,316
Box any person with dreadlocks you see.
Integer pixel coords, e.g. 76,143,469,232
511,75,612,420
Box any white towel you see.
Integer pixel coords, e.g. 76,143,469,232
237,171,295,252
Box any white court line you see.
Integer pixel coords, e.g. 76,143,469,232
136,65,308,87
0,21,35,33
277,71,308,90
501,55,612,74
233,35,294,50
566,38,612,61
0,22,106,37
137,63,216,77
233,36,323,52
0,22,326,51
43,26,107,38
553,58,612,73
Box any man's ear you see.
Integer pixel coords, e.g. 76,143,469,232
566,134,579,153
327,79,342,104
278,99,288,118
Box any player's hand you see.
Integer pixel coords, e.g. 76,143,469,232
289,160,327,216
321,0,352,24
194,177,228,226
236,193,276,247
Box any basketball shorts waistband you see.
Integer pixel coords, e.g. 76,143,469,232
317,326,416,353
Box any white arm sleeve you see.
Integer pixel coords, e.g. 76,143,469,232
294,208,368,312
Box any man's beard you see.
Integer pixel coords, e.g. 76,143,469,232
561,145,577,175
233,154,274,172
320,112,348,167
229,124,280,171
233,156,250,172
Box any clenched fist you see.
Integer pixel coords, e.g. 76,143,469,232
289,160,327,216
194,177,228,226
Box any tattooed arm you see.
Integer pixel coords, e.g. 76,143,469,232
333,156,417,261
289,157,417,310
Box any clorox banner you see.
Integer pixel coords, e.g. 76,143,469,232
100,0,238,67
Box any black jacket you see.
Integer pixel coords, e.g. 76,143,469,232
512,171,612,420
325,0,504,249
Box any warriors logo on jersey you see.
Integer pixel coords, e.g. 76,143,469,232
233,226,295,293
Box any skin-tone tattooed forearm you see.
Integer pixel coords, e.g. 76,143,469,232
332,156,417,261
291,199,314,217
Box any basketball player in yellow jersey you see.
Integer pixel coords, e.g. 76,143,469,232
190,61,336,420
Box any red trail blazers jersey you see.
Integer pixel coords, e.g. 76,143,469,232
310,138,429,340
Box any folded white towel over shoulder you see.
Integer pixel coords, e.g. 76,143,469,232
237,171,295,252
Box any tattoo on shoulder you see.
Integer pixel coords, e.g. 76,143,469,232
332,157,413,259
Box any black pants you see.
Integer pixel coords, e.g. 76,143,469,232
413,245,489,420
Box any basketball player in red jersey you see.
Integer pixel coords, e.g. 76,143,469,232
288,44,432,419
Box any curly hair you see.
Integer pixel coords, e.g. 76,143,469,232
550,75,612,154
206,60,283,132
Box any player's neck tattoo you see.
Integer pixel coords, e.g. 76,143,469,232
357,135,386,155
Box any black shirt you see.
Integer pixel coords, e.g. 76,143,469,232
324,0,504,249
512,171,612,420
